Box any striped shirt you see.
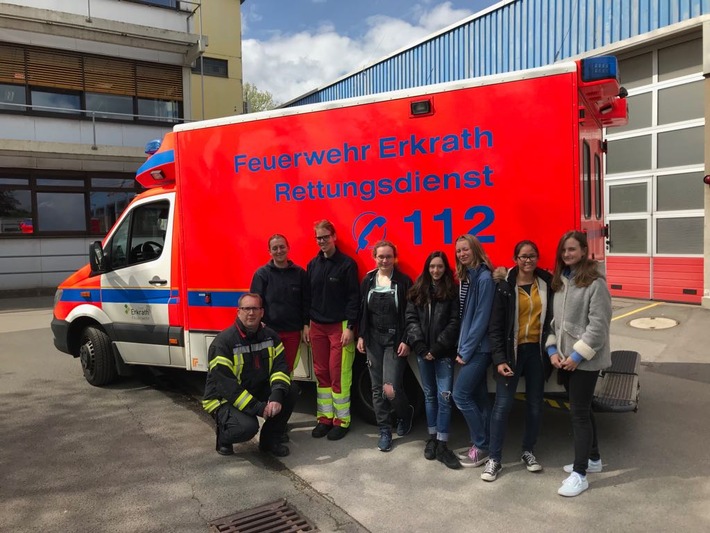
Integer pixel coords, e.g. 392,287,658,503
459,278,470,319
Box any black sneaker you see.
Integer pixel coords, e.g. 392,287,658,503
481,458,502,481
424,437,438,460
278,433,290,443
326,425,349,441
259,441,290,457
396,405,414,437
436,442,462,470
521,451,542,472
311,422,332,438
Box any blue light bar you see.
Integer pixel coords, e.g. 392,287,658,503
581,56,618,82
145,139,162,155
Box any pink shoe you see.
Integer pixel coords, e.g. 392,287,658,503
459,446,489,467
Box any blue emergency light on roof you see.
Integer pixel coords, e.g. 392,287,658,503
581,56,618,83
145,139,162,155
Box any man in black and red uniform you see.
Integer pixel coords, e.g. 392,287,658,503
202,293,297,457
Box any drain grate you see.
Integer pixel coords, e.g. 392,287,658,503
209,499,318,533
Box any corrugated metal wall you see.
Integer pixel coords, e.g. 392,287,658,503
285,0,710,107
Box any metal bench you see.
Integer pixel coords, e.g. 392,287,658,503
592,350,641,413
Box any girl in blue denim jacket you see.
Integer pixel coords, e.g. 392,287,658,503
451,234,495,468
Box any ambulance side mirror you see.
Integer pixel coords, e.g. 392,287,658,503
89,241,106,274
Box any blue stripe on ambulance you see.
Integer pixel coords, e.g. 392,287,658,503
187,291,245,307
136,149,175,175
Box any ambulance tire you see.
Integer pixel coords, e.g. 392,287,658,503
79,326,118,386
352,358,376,425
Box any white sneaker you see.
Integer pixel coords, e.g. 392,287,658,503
558,472,589,497
563,458,602,474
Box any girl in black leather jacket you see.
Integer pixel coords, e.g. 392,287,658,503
405,251,461,469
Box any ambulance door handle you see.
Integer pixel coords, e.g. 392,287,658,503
149,277,168,285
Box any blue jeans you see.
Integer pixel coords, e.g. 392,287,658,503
453,352,491,450
417,356,454,441
489,343,544,462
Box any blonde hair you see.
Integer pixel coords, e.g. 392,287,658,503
454,234,492,282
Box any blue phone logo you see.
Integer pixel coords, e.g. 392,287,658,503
352,212,387,253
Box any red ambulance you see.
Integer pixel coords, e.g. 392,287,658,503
51,56,638,417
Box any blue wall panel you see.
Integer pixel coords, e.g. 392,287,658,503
285,0,710,107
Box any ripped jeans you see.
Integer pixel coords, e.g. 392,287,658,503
417,356,454,441
366,333,410,429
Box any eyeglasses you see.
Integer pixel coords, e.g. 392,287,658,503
239,306,262,313
517,255,538,262
315,234,333,242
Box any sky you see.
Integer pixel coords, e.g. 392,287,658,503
241,0,501,104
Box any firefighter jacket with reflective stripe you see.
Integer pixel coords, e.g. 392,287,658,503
202,320,291,416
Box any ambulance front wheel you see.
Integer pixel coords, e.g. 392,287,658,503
79,326,118,386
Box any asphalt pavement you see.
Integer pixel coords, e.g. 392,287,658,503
0,296,708,533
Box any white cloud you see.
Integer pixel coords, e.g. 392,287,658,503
242,2,472,104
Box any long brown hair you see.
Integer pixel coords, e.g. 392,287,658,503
454,234,492,282
551,230,600,291
408,251,457,306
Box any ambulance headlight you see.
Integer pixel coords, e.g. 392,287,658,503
54,288,63,307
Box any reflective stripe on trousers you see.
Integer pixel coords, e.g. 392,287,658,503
311,320,355,427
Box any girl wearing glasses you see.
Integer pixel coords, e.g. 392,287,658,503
405,251,461,468
481,240,553,482
357,240,413,452
546,230,611,497
452,234,495,468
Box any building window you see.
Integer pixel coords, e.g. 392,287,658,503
86,93,134,120
609,182,647,214
191,57,229,78
606,135,652,173
37,192,86,231
31,89,81,114
137,98,180,122
609,219,648,254
658,81,703,125
656,217,703,254
125,0,178,9
657,126,703,168
0,42,183,124
656,172,704,211
619,52,652,89
0,83,26,111
0,185,32,234
0,171,139,237
658,39,702,82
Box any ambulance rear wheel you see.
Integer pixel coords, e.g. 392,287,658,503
79,326,118,386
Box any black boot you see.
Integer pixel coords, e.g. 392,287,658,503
215,424,233,456
436,440,461,470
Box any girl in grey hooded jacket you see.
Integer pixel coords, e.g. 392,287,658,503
546,230,612,498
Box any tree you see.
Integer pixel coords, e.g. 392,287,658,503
243,82,278,113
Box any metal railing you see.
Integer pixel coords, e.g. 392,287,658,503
0,101,190,150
